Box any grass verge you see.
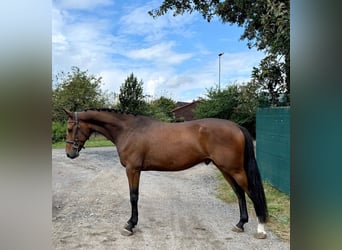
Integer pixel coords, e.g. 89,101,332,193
216,173,290,242
52,135,114,149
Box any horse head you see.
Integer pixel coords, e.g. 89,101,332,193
63,109,90,159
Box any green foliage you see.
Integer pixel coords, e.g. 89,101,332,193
52,66,107,122
194,83,259,136
118,73,148,114
147,96,177,122
52,121,66,143
149,0,290,105
231,82,259,135
252,55,289,106
194,85,239,120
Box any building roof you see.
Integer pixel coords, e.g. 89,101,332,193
171,100,201,112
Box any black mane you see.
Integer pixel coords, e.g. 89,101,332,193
84,108,138,116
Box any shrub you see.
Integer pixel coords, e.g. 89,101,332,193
52,121,66,143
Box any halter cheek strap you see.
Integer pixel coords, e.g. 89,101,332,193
66,112,85,149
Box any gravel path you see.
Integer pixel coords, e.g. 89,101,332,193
52,147,289,250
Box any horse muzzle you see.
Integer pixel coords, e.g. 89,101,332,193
66,147,79,159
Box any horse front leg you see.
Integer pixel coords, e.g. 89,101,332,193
122,167,141,236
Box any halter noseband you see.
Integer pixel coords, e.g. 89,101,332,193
66,112,85,150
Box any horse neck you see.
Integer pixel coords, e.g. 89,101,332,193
80,110,134,144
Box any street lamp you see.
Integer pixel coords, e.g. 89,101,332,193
218,52,224,91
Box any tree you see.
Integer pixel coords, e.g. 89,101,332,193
231,81,260,136
252,54,288,106
52,66,107,122
194,82,259,136
118,73,147,114
149,0,290,105
147,96,177,122
194,84,239,120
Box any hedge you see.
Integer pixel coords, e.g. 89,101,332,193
52,121,66,143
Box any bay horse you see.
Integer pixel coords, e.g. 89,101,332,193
64,108,268,239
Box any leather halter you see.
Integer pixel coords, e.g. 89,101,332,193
66,112,85,150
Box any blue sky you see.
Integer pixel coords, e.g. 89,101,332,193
52,0,265,102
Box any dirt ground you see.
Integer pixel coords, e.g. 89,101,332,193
52,147,290,250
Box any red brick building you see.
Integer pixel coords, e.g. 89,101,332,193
171,100,201,122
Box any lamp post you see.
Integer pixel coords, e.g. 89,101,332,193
218,52,224,91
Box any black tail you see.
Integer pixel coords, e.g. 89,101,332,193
239,126,269,223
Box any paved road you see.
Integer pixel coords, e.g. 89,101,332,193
52,147,289,250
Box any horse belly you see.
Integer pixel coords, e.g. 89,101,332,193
142,144,206,171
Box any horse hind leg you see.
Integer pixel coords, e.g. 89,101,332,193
220,171,249,232
232,171,268,239
238,125,268,238
246,188,268,239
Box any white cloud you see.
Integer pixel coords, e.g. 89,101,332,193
126,42,192,65
166,75,194,88
56,0,113,10
100,69,126,93
52,0,265,102
52,8,69,54
119,3,196,42
219,51,265,82
52,3,123,75
97,50,263,102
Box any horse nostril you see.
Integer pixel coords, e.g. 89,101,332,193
66,150,79,159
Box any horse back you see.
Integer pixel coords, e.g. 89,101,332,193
118,118,245,171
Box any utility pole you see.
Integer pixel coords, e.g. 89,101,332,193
218,52,224,91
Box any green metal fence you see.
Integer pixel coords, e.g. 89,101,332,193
256,107,290,195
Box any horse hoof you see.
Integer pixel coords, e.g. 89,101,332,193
121,228,133,236
254,232,267,239
232,225,244,233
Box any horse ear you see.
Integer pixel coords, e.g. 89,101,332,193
63,108,73,118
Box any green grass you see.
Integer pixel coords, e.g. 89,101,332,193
52,135,114,149
216,173,290,242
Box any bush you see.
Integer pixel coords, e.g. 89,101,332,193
194,83,259,138
52,121,66,143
